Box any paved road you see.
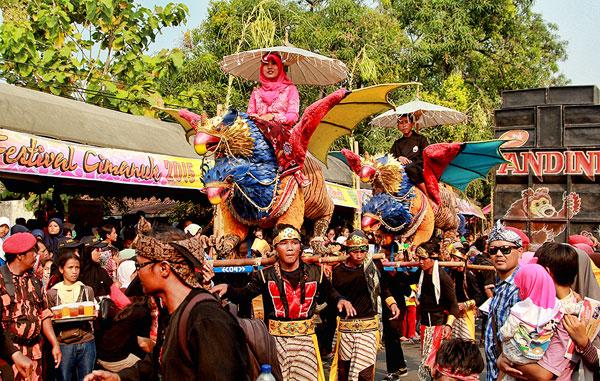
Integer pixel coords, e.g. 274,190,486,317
321,339,422,381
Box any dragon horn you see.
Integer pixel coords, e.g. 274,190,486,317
178,109,202,132
341,148,363,175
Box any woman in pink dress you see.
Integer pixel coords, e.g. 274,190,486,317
248,52,309,184
247,52,299,125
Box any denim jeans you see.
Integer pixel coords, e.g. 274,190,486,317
58,340,96,381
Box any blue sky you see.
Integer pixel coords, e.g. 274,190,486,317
141,0,600,86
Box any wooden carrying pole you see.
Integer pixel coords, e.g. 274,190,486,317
209,255,495,271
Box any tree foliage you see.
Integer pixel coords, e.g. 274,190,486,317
0,0,188,115
0,0,568,206
163,0,566,204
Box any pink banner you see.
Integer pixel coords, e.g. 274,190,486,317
0,129,206,189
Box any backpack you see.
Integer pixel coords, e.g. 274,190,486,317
178,292,282,381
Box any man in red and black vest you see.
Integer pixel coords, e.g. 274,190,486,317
213,224,355,381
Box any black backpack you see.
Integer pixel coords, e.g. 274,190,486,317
177,292,282,381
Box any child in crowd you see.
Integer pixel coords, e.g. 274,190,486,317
500,263,563,372
433,338,484,380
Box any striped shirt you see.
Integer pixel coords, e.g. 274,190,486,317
485,267,521,381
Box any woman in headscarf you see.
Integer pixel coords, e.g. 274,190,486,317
79,236,113,298
247,53,311,186
247,52,299,125
44,217,65,259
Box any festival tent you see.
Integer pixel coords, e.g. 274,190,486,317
0,83,206,200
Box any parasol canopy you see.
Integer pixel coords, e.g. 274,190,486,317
220,45,348,86
370,99,467,129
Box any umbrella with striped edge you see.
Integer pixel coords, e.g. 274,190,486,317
220,45,348,86
370,99,467,129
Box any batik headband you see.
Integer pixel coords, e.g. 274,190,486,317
416,246,439,259
435,365,479,381
345,230,369,252
134,235,203,289
488,220,522,247
272,227,301,246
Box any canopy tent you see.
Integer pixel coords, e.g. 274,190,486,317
0,84,197,157
0,84,208,200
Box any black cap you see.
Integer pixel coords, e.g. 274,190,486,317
58,237,82,249
79,236,108,249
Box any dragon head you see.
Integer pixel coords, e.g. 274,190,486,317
201,150,278,222
361,192,414,236
201,156,250,205
340,149,407,194
178,109,256,158
202,182,233,205
361,213,382,233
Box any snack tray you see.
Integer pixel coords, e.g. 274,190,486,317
52,316,94,323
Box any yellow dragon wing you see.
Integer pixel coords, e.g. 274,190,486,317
308,83,405,164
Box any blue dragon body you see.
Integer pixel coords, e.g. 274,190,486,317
362,155,416,233
202,110,279,222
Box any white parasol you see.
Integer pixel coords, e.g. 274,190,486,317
370,99,467,129
220,45,348,86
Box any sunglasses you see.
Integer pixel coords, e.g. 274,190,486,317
489,246,517,256
135,260,159,271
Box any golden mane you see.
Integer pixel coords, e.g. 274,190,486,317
197,116,255,157
371,154,404,194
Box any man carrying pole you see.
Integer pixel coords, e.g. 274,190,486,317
329,230,400,381
448,242,484,340
415,240,459,381
212,224,355,381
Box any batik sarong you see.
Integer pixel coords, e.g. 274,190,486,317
329,317,380,381
270,319,325,381
418,325,445,380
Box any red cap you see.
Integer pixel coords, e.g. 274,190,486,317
504,226,530,249
568,234,594,247
3,233,37,255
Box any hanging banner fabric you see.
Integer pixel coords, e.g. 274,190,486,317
0,128,207,189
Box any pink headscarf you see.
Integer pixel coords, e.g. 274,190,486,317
519,251,537,266
574,243,594,256
258,53,293,106
514,263,557,309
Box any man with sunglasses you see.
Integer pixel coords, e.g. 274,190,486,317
483,221,525,381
